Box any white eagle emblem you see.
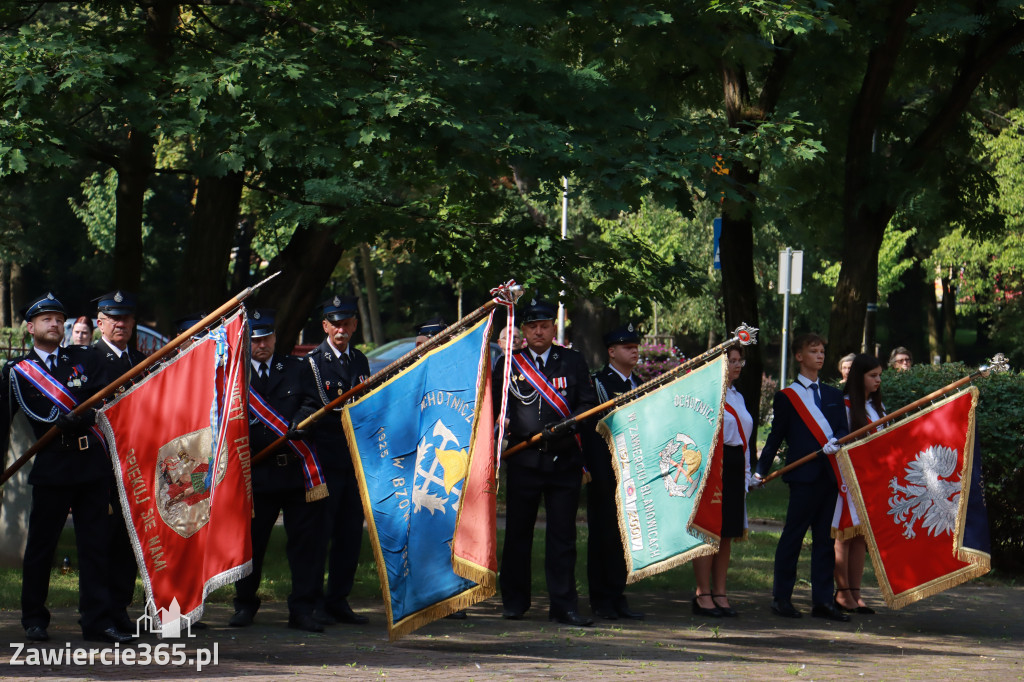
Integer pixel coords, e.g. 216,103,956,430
887,445,961,539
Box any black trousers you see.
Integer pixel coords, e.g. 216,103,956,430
500,463,582,615
316,468,365,611
585,448,627,611
22,482,113,633
107,488,138,623
234,486,326,617
774,478,838,606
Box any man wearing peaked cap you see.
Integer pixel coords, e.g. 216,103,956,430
493,298,598,626
1,293,133,644
414,316,447,347
585,322,644,621
92,290,147,633
228,309,327,632
296,294,372,625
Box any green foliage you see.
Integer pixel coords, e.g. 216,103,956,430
815,225,917,302
883,363,1024,570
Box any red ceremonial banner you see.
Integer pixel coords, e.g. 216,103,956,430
689,431,723,542
837,387,990,608
98,309,253,626
451,357,498,587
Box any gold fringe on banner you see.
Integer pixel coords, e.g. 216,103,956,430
831,524,864,541
839,387,991,610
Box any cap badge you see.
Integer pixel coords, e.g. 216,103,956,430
333,296,341,307
530,298,537,306
46,293,55,300
114,291,124,303
253,311,261,320
627,323,634,332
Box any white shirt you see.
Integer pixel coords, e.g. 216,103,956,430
846,399,885,431
723,385,754,448
608,364,637,388
326,338,352,362
790,374,834,439
101,336,127,358
33,347,59,369
530,347,551,367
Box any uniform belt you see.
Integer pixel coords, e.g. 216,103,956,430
59,433,90,451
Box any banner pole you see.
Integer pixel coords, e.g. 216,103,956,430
500,323,759,460
250,284,523,466
0,272,282,487
759,354,1009,486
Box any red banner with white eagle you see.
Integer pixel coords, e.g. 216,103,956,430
97,309,253,626
836,387,990,608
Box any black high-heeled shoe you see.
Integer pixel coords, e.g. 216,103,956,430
834,587,856,612
850,587,876,614
711,594,738,617
692,595,723,618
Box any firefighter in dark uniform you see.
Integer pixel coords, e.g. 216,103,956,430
228,309,327,632
585,323,645,620
1,293,134,643
92,290,146,633
297,295,371,625
494,299,597,626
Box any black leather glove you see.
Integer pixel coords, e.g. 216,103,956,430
55,408,97,433
541,419,576,441
286,421,308,441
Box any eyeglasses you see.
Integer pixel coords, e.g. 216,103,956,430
728,359,746,367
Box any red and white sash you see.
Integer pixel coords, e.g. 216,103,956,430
249,388,328,502
12,359,107,452
510,352,582,450
723,403,748,453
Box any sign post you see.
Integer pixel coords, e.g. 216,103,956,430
778,247,803,386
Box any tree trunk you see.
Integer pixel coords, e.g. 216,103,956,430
568,297,618,370
112,128,153,291
926,292,941,364
261,226,348,351
0,261,10,328
941,274,957,362
359,243,384,345
886,250,928,361
348,254,371,346
178,172,244,311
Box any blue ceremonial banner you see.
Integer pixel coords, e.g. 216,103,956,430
343,316,497,640
597,356,729,582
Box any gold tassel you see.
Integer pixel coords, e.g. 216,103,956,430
305,483,329,503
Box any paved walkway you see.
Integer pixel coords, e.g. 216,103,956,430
1,585,1020,680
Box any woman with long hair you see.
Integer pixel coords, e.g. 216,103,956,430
692,346,752,617
834,353,883,613
69,315,94,346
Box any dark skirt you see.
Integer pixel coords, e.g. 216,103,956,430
721,444,746,539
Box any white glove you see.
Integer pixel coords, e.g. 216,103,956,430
746,472,763,490
822,437,840,455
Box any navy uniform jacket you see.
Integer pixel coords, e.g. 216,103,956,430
297,340,370,474
0,346,109,486
755,382,848,484
92,340,146,383
585,364,632,460
494,346,597,471
249,354,308,491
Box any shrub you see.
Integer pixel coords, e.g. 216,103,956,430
634,341,685,383
883,361,1024,572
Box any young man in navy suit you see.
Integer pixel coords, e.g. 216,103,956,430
754,333,850,622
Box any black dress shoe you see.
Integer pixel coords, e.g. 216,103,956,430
25,625,49,642
83,626,136,644
313,611,337,625
228,608,255,627
811,603,851,622
502,608,525,620
549,610,594,627
614,603,645,620
326,601,369,625
192,620,209,630
444,610,467,620
592,605,619,620
287,613,325,633
113,615,134,633
711,595,737,617
770,599,802,618
692,596,723,618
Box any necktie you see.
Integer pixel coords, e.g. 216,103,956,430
259,362,268,381
340,353,350,369
810,383,822,410
46,355,57,373
535,355,544,371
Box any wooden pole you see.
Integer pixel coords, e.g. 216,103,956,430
759,357,1006,486
500,323,758,460
250,287,520,466
0,272,281,487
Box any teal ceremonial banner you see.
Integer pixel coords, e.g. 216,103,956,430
343,316,498,640
597,355,728,582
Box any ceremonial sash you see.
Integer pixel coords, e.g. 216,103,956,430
248,388,327,502
510,353,582,450
723,403,748,453
781,387,857,537
12,360,107,453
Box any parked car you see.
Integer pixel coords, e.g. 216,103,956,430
365,336,503,375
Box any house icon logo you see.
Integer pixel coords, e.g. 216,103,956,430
134,598,197,639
